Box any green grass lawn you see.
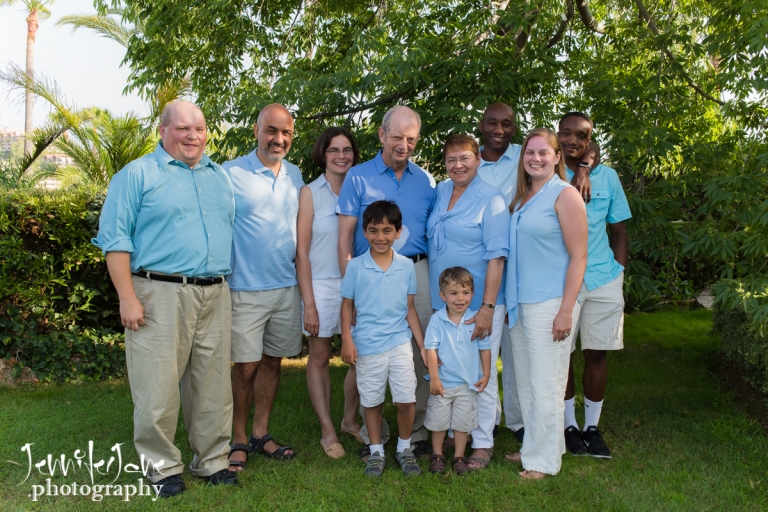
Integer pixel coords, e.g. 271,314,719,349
1,309,766,511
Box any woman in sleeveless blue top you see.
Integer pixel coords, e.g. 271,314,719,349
503,128,588,479
296,127,363,458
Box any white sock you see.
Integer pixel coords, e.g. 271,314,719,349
370,444,384,456
564,397,579,430
396,437,411,453
583,398,604,429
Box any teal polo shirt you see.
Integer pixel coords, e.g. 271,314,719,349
566,163,632,291
92,143,235,277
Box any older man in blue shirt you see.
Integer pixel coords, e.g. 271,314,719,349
337,105,437,459
225,104,305,470
93,100,237,497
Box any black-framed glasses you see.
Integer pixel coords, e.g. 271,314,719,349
326,147,354,155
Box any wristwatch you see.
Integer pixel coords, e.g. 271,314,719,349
481,302,495,309
579,161,592,170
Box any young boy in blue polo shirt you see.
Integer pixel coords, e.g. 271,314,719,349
424,267,491,475
340,200,427,477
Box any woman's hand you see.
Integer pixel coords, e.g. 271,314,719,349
303,303,320,337
466,306,494,341
551,308,573,342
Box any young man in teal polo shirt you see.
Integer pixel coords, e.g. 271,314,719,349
558,112,632,459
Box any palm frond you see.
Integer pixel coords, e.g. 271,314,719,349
55,13,138,48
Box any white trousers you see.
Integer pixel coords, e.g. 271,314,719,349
510,296,581,475
500,324,523,431
470,305,506,449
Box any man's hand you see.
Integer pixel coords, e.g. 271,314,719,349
120,295,145,331
570,169,592,203
474,374,490,393
465,306,494,341
429,378,444,397
341,337,357,365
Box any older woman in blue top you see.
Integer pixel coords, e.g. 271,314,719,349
297,127,364,458
503,128,588,479
426,133,510,469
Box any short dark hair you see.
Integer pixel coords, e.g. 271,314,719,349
559,111,593,128
362,200,402,231
310,127,361,169
439,266,474,292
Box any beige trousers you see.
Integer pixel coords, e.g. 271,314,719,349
359,257,431,445
126,276,233,482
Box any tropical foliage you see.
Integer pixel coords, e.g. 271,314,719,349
99,0,768,320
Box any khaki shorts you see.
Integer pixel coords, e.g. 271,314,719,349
424,383,478,433
572,273,625,352
231,285,302,362
356,342,416,408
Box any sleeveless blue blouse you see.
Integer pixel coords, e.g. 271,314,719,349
505,174,574,327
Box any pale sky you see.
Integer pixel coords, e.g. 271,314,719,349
0,0,147,132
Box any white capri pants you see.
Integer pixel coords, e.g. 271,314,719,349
510,296,582,475
470,305,506,449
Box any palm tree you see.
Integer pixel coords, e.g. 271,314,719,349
0,64,159,188
0,0,56,156
56,6,189,124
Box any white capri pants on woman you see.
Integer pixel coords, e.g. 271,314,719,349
510,295,582,475
470,305,506,449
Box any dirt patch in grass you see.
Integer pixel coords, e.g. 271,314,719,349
712,359,768,434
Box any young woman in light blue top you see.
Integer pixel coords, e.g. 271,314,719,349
426,134,510,469
503,128,588,479
296,127,362,458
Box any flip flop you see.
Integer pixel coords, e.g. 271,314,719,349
340,426,364,444
321,441,346,459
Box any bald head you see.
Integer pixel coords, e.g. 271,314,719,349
161,100,205,127
381,105,421,134
479,102,516,157
158,100,207,168
254,103,294,167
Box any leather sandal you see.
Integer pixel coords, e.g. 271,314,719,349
453,456,470,475
468,447,493,470
228,443,252,470
429,454,446,474
250,433,296,460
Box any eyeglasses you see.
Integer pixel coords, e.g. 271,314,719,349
326,147,354,155
445,156,475,166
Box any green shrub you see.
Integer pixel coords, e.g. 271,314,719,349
713,303,768,394
0,187,125,382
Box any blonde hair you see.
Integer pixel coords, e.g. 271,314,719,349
510,128,566,212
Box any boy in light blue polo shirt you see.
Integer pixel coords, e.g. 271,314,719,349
340,200,427,478
423,267,491,475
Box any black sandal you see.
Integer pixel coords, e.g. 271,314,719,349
249,433,296,460
228,443,253,470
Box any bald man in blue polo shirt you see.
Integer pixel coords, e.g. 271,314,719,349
337,105,437,459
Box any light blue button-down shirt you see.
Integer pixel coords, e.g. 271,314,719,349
223,151,305,292
566,164,632,291
92,143,235,277
477,143,522,209
336,151,437,258
339,249,417,356
426,176,510,310
505,175,573,327
423,308,491,390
